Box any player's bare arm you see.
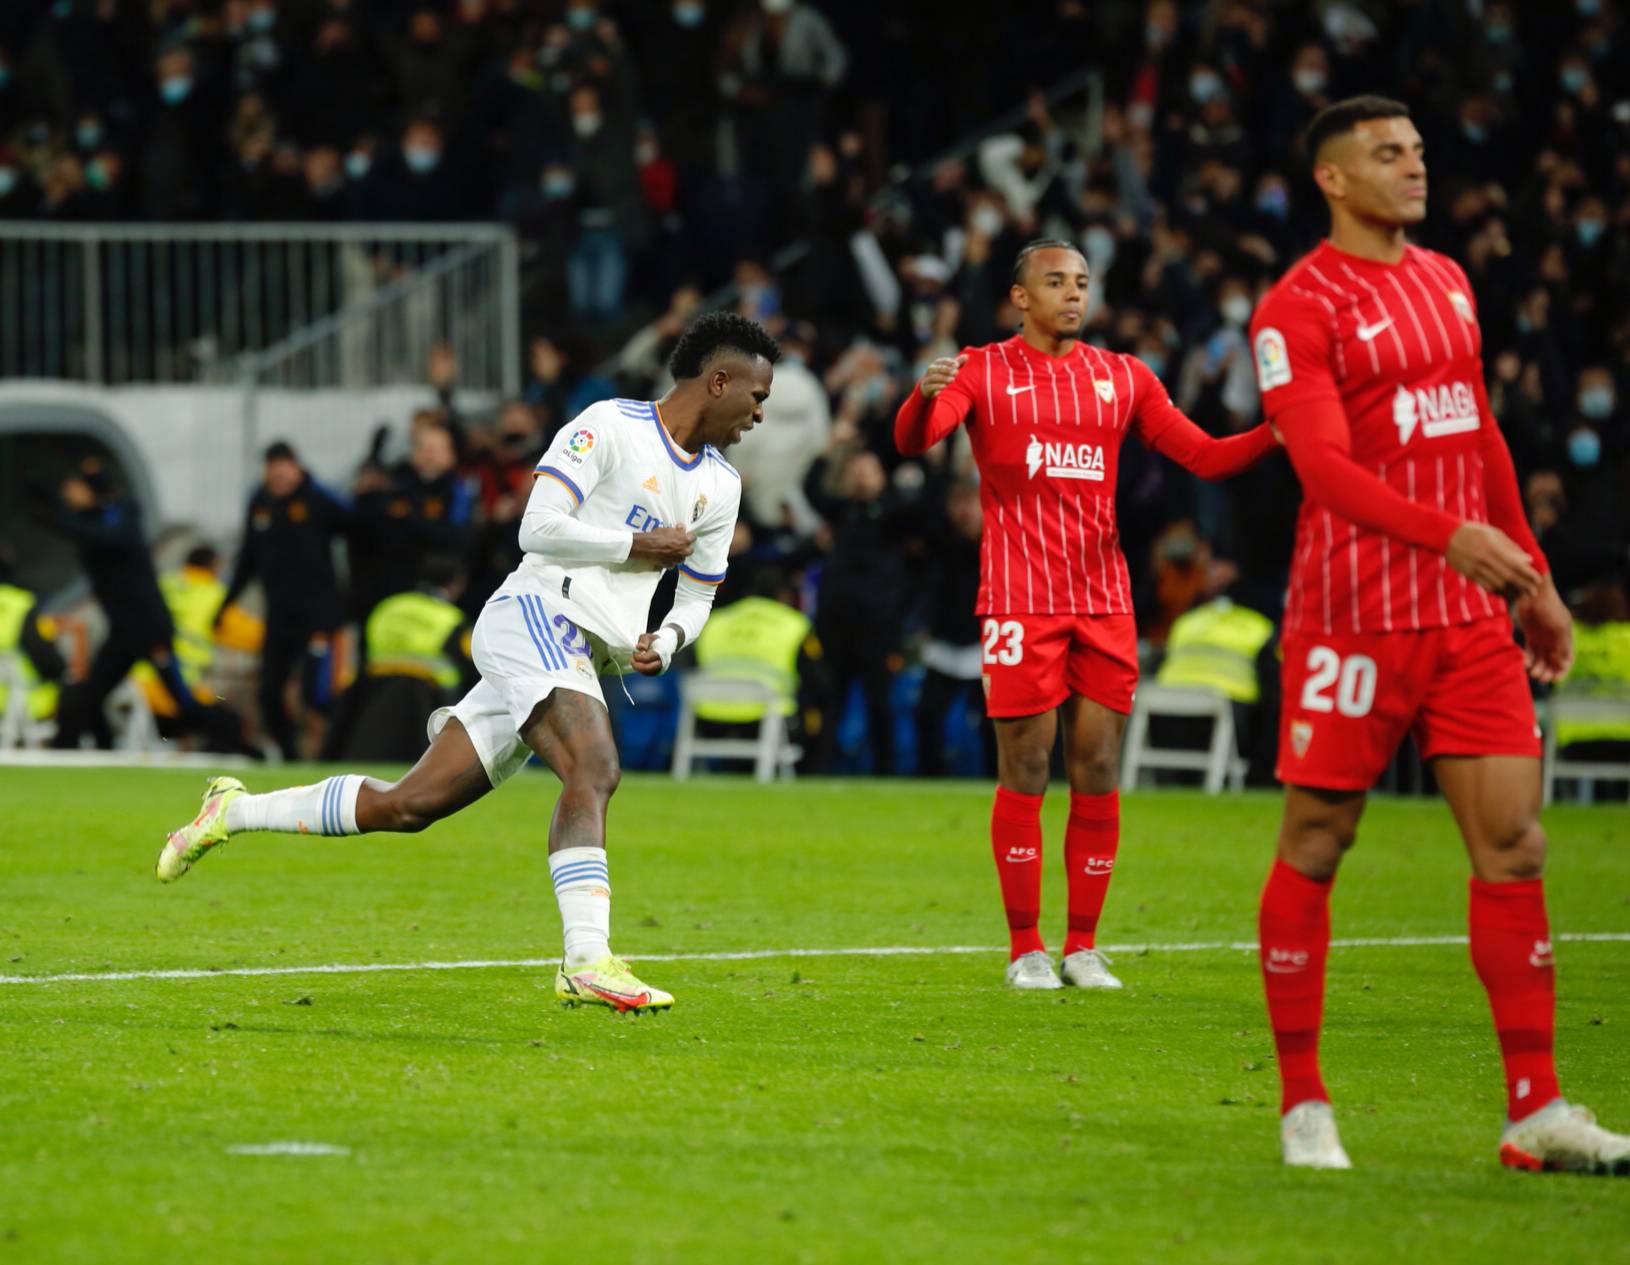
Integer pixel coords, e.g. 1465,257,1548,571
628,526,696,568
1444,523,1542,600
1515,578,1574,684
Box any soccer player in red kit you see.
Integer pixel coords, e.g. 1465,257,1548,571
896,240,1278,992
1251,96,1629,1173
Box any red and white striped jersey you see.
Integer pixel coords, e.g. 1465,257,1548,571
924,335,1198,617
1251,241,1500,635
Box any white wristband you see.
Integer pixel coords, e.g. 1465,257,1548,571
650,627,681,673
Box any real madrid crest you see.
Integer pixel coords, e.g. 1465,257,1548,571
692,493,708,523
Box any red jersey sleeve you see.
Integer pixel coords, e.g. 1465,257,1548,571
1249,287,1342,419
1126,355,1278,478
1472,370,1548,575
895,347,984,456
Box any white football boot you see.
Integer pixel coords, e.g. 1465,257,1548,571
1060,948,1123,989
1500,1100,1630,1175
1004,951,1063,990
1281,1100,1352,1169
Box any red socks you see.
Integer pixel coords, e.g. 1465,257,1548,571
1064,791,1119,955
1469,877,1559,1121
991,787,1045,959
1259,859,1333,1113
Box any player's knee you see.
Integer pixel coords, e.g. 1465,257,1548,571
1070,744,1119,792
1000,744,1051,795
567,746,621,803
1490,817,1547,880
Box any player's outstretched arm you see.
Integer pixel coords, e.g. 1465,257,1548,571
895,353,976,456
518,472,639,564
1129,356,1279,478
1278,398,1541,598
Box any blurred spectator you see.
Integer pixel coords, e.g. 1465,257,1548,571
913,480,991,779
0,550,65,737
220,442,353,761
729,323,830,535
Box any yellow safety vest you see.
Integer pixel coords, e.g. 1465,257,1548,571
365,591,467,691
1553,622,1630,747
132,566,229,716
0,583,59,721
1155,598,1274,704
694,597,812,723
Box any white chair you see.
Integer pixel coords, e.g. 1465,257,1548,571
671,671,801,784
108,677,165,753
1120,683,1246,795
1543,695,1630,807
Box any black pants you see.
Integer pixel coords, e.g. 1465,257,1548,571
817,614,898,776
259,619,337,761
915,669,995,778
52,631,202,749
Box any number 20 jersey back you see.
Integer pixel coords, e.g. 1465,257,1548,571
1250,241,1502,637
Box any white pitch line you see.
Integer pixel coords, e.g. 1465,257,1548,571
226,1142,349,1157
2,933,1627,987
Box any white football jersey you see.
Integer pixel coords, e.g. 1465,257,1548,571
499,397,740,664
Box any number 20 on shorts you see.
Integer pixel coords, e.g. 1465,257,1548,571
982,619,1024,666
1300,646,1377,717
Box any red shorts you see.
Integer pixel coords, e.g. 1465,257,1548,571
1277,613,1540,791
980,613,1138,719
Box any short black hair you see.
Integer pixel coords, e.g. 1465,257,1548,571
264,440,298,463
667,311,781,380
1012,238,1085,286
1302,95,1411,166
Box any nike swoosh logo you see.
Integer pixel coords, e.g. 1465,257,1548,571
1005,384,1035,396
1356,317,1393,342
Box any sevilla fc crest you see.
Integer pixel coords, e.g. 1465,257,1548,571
1093,378,1115,403
1447,290,1474,323
1291,720,1313,759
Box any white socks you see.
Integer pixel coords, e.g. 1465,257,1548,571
550,846,612,967
225,775,364,836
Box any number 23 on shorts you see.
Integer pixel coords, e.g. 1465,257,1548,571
982,618,1024,666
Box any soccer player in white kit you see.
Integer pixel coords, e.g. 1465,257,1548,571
157,314,779,1014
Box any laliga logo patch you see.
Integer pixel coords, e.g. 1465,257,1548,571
566,428,596,455
1254,327,1291,390
692,493,708,523
1291,720,1313,759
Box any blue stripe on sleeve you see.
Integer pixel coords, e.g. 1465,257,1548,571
534,465,584,504
679,564,727,583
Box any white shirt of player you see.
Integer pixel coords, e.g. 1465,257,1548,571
501,397,740,665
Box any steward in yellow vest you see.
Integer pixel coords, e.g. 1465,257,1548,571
1553,621,1630,748
0,581,65,727
694,596,817,725
1155,597,1275,703
365,588,472,693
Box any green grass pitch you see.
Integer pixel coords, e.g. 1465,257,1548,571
2,767,1626,1264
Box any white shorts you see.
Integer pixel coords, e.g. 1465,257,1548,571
427,592,607,788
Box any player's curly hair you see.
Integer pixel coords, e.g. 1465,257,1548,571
667,311,781,380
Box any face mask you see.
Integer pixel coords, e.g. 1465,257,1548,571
248,7,275,33
1580,387,1614,420
86,159,109,191
542,170,575,198
1486,21,1511,43
763,0,793,13
345,151,370,180
1578,0,1601,14
0,169,15,197
1256,185,1288,218
1221,295,1252,327
1292,68,1326,96
971,205,1004,237
51,0,72,16
635,141,658,165
1145,21,1168,49
1138,351,1167,378
1083,225,1115,268
0,69,9,90
160,75,193,105
76,122,103,150
565,6,595,30
1577,219,1604,248
1568,429,1601,468
1189,72,1224,104
1462,121,1487,144
1561,66,1588,95
572,113,602,138
674,1,704,26
404,146,440,175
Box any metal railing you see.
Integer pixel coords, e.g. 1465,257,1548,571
0,223,519,391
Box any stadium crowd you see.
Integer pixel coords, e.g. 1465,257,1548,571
2,0,1628,775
